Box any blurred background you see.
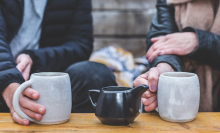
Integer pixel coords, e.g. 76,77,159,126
90,0,156,87
92,0,156,57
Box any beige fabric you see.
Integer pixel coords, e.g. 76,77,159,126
182,58,220,112
166,0,220,111
167,0,220,35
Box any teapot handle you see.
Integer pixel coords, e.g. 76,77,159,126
88,90,100,109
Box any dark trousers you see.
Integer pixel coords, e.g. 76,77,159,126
0,61,117,113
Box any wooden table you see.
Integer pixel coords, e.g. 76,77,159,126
0,113,220,132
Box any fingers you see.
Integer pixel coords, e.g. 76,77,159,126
133,73,149,87
147,37,167,61
142,89,156,98
16,59,29,73
147,49,161,62
16,54,33,79
20,106,42,120
147,40,172,62
142,91,157,106
22,87,39,100
22,64,31,81
151,37,161,43
144,100,158,112
148,68,160,92
10,109,29,126
157,48,183,56
141,88,157,112
142,95,157,108
19,95,46,115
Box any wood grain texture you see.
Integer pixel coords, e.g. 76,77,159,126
92,0,156,57
94,38,147,57
0,113,220,132
93,10,156,35
92,0,156,10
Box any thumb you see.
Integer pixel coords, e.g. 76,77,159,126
10,107,29,125
22,64,31,81
148,68,160,92
16,60,28,73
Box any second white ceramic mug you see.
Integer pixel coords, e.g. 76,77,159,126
13,72,72,125
156,72,200,122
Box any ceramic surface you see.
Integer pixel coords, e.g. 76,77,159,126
157,72,200,122
13,72,72,124
88,85,149,125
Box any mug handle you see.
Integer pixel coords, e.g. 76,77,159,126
13,79,35,122
88,90,100,109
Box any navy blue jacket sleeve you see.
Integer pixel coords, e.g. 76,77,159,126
0,4,25,93
23,0,93,72
182,27,220,67
146,0,182,71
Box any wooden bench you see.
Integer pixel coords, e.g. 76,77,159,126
92,0,156,57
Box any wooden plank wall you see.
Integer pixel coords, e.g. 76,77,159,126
92,0,157,57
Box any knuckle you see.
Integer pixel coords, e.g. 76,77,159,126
142,98,149,106
133,81,138,87
148,74,159,81
151,53,156,58
133,77,140,87
146,91,152,98
144,100,150,106
133,75,148,87
149,67,156,72
143,90,151,98
152,45,157,51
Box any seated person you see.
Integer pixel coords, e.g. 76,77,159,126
134,0,220,112
0,0,117,125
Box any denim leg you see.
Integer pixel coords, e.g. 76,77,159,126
65,61,117,113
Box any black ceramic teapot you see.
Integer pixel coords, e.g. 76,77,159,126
88,85,149,125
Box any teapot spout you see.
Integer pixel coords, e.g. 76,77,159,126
129,85,149,113
131,85,149,99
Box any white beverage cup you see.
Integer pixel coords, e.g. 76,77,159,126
13,72,72,125
155,72,200,122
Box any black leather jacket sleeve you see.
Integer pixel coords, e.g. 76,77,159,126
146,0,182,71
23,0,93,73
182,27,220,67
0,4,25,93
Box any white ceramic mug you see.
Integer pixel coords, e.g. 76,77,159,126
156,72,200,122
13,72,72,125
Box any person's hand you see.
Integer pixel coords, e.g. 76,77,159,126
133,63,174,112
2,83,46,125
16,54,33,81
146,32,198,62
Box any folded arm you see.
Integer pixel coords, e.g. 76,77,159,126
146,0,182,71
182,27,220,67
